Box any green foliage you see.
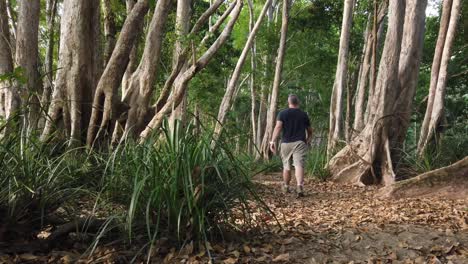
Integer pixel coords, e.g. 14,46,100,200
305,143,330,181
92,120,270,248
0,135,95,240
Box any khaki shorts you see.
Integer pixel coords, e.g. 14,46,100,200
280,141,308,170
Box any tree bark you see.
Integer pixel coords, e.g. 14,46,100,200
15,0,41,134
353,1,387,133
0,0,17,125
168,0,192,130
118,0,172,138
379,156,468,199
327,0,356,157
122,0,139,95
417,0,461,156
41,0,58,112
41,0,101,145
248,0,258,154
102,0,117,67
213,0,272,141
260,0,290,159
139,0,244,141
86,0,150,146
327,0,407,186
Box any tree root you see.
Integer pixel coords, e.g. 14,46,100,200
379,156,468,199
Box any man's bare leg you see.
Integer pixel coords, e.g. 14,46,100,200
295,166,305,196
282,169,291,193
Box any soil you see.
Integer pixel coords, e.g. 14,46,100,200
1,173,467,263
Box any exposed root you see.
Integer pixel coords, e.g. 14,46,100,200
379,156,468,199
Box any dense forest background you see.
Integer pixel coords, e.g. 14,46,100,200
0,0,467,262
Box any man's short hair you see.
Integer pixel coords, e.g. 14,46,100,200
288,94,300,105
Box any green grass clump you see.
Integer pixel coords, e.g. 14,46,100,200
305,143,330,181
96,120,268,248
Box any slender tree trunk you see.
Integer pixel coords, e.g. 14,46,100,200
122,0,139,95
5,0,15,39
169,0,192,130
248,0,258,154
417,0,461,155
102,0,117,67
41,0,101,145
327,0,407,186
139,0,244,141
353,1,387,132
260,0,290,159
41,0,58,112
0,0,17,126
213,0,272,140
86,0,150,146
15,0,41,134
327,0,356,157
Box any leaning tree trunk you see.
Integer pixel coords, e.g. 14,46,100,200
86,0,150,146
327,0,356,157
122,0,139,95
379,156,468,199
0,0,17,127
168,0,192,130
417,0,461,156
41,0,101,145
139,0,244,141
15,0,40,135
353,1,387,133
213,0,272,141
260,0,290,160
327,0,407,186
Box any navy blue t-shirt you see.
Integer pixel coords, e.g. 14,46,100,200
277,108,311,143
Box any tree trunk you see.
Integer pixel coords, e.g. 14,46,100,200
379,156,468,199
119,0,172,137
15,0,40,134
327,0,406,186
41,0,58,113
41,0,101,145
139,0,244,141
213,0,272,140
169,0,192,130
86,0,150,146
122,0,139,95
248,0,258,154
353,1,387,133
391,0,427,165
260,0,290,160
0,0,17,125
327,0,355,157
102,0,117,67
417,0,461,156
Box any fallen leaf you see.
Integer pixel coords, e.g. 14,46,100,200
223,257,238,264
273,253,289,262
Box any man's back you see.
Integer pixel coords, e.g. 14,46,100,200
277,108,310,143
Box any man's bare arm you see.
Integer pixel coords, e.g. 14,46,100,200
271,121,283,143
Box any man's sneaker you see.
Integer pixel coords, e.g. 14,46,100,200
281,184,291,194
296,185,304,198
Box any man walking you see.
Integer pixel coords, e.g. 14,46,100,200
269,94,313,197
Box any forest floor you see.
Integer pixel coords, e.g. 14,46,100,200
1,173,467,263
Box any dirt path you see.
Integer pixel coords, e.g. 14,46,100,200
1,173,467,263
234,173,468,263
